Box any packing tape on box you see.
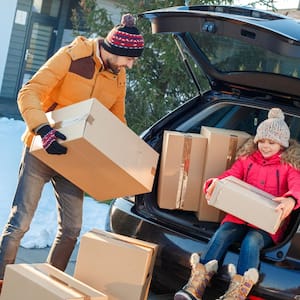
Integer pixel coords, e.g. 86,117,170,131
151,166,156,176
226,135,238,169
176,134,192,209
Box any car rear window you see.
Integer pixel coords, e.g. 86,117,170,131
176,103,300,142
190,32,300,79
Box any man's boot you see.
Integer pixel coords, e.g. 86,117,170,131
217,264,259,300
174,253,218,300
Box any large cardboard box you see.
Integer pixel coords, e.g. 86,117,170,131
157,131,207,211
0,263,107,300
30,99,159,201
74,229,158,300
208,176,283,234
197,127,251,221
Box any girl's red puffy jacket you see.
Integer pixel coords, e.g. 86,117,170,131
204,144,300,244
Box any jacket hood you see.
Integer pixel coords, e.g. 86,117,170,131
236,137,300,171
66,36,96,60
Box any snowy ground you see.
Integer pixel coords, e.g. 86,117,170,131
0,117,109,248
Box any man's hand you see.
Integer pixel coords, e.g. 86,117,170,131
37,125,67,155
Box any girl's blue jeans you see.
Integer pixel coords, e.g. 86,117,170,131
0,147,84,279
201,221,273,275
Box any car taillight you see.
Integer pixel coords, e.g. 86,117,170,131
248,296,265,300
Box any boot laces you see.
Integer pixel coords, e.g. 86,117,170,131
218,277,254,300
184,267,214,298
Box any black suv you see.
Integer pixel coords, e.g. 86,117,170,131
106,5,300,300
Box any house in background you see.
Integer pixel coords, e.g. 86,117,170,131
0,0,121,118
2,1,298,119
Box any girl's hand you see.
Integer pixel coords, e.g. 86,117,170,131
205,178,219,201
274,197,296,221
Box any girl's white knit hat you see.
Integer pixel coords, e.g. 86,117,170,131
254,108,290,148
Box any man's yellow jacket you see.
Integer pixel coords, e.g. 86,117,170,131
18,36,127,147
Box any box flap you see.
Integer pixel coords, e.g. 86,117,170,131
90,228,158,252
35,263,107,299
1,263,107,300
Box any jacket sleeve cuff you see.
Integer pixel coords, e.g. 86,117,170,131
34,123,50,134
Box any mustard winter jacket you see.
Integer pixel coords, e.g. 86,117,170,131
18,36,127,147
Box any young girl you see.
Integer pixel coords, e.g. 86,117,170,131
175,108,300,300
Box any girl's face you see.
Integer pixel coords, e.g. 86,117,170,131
257,139,282,158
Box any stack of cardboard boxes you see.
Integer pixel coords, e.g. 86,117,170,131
1,229,158,300
74,229,158,300
158,126,251,222
157,126,282,232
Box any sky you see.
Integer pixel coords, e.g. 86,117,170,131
0,117,109,248
235,0,298,9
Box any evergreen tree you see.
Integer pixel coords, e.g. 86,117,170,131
72,0,275,134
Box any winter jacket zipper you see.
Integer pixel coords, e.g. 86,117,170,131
276,169,280,196
244,163,253,182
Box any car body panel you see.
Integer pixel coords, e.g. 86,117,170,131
141,5,300,44
107,198,300,299
107,5,300,300
107,97,300,299
141,5,300,99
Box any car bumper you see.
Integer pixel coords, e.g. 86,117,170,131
106,198,300,299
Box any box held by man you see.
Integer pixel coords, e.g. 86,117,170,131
30,98,159,201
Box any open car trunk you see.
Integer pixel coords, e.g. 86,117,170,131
107,5,300,298
133,5,300,263
135,98,300,262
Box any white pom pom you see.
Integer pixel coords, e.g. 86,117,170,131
121,14,135,27
268,108,284,120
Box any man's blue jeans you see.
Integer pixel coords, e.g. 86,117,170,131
201,222,273,275
0,147,84,279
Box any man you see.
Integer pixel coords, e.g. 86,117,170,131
0,13,144,289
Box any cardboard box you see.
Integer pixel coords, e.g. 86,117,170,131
208,176,283,234
157,131,207,211
30,98,159,201
0,263,107,300
74,229,158,300
197,127,251,221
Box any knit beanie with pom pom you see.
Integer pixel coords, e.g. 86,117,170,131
254,108,290,148
103,14,144,57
